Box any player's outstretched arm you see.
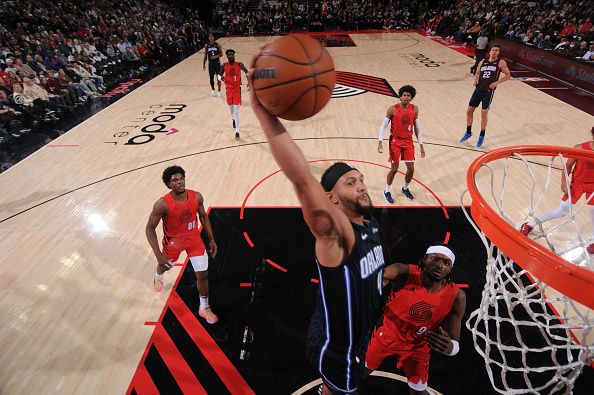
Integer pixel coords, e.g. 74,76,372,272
248,50,353,267
413,106,425,158
382,263,409,286
146,198,173,271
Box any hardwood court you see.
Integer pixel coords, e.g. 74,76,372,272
0,32,592,394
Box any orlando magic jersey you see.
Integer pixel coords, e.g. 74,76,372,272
306,216,385,392
207,43,220,63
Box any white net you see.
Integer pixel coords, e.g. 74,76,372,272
462,148,594,394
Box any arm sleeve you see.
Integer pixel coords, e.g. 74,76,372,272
378,117,390,140
414,119,423,144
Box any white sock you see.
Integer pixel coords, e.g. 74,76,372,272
154,272,163,279
385,184,391,193
403,182,410,190
530,199,571,227
200,295,209,309
233,105,240,133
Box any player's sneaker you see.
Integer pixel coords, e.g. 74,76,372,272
519,223,533,236
199,306,219,324
459,132,472,143
153,273,163,292
401,187,414,200
383,190,394,204
210,90,216,97
476,135,485,148
587,243,594,254
217,91,221,98
235,131,240,140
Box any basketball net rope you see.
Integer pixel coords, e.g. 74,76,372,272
462,152,594,395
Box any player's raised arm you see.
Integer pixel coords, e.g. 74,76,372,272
248,52,353,266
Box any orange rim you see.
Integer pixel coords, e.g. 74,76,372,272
467,145,594,310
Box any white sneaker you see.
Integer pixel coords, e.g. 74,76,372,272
217,91,221,98
210,90,216,97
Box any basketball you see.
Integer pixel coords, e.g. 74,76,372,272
252,34,336,121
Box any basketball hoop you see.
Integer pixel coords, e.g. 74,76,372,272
463,145,594,394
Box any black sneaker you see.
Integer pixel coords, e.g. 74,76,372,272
232,119,236,129
235,131,240,140
401,187,414,200
383,190,394,204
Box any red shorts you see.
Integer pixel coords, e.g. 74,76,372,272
389,138,415,162
162,236,206,262
562,183,594,205
226,87,241,105
366,325,429,386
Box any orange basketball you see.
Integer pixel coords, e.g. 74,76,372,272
253,34,336,121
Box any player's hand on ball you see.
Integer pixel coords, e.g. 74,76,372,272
157,253,173,271
426,326,453,355
377,141,383,153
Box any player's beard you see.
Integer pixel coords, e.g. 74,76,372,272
354,199,374,217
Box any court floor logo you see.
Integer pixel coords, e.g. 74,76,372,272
105,104,187,146
399,53,445,68
332,71,397,98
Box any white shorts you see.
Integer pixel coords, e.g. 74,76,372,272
189,251,209,272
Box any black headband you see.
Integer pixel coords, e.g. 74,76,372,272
320,162,358,192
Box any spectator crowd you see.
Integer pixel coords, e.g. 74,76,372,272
1,0,592,172
0,0,207,171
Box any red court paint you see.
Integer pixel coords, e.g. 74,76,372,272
152,325,207,394
126,365,159,395
168,291,256,394
166,128,179,136
243,232,254,247
265,258,288,273
144,321,158,326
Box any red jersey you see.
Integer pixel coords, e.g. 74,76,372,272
571,141,594,184
223,62,242,90
383,265,458,347
390,103,415,143
162,190,201,241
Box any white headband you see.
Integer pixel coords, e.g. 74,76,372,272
426,246,455,265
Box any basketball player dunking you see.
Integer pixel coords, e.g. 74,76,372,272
249,50,386,394
366,245,466,395
459,44,510,148
145,166,219,324
203,34,223,97
521,126,594,254
377,85,425,202
218,49,249,140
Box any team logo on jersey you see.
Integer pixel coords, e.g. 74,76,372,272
408,301,435,323
179,209,193,225
332,71,397,99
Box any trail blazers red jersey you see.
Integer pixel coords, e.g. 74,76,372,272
383,265,458,349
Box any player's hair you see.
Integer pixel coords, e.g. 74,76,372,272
226,48,235,56
398,85,416,99
491,44,501,50
162,165,185,187
418,242,453,283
